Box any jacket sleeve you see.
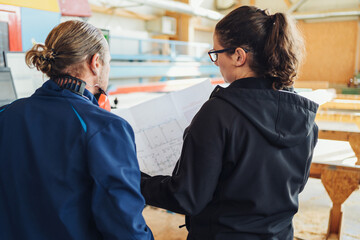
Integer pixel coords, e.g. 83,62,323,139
300,123,319,193
141,100,226,216
87,119,153,240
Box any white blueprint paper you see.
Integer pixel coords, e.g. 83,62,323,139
171,78,215,124
113,78,213,176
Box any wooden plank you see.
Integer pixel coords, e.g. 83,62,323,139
309,163,322,178
335,94,360,100
318,129,358,141
166,10,193,42
166,0,194,42
194,24,214,32
318,130,346,141
320,99,360,110
318,130,360,165
283,0,292,7
90,4,156,20
316,111,360,126
294,80,329,89
310,162,360,180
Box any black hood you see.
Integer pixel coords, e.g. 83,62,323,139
211,77,319,147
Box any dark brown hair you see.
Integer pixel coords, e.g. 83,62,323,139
215,6,305,89
25,20,107,78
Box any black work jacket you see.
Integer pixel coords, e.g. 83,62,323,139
141,77,319,240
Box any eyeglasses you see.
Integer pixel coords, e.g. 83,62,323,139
208,47,249,62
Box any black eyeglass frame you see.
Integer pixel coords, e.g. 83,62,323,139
208,47,249,62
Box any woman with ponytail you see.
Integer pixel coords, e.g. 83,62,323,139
141,5,318,240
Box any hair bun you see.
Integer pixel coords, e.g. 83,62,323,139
25,44,54,76
40,48,57,62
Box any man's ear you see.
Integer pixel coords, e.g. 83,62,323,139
233,47,247,67
89,53,100,76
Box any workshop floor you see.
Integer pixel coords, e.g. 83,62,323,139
143,207,188,240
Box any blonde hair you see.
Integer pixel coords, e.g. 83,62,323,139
25,20,107,78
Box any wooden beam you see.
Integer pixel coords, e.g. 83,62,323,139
194,24,214,32
165,0,191,41
310,162,360,182
287,0,308,13
283,0,292,8
318,129,360,142
90,4,156,21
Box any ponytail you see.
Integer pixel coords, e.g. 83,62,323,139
25,44,56,77
264,13,305,89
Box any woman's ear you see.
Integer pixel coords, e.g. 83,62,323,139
233,47,247,67
89,53,101,76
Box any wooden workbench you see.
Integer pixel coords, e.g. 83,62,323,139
312,129,360,239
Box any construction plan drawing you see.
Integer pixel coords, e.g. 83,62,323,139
112,78,214,176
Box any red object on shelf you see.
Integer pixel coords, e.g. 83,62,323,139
0,4,22,51
58,0,91,17
109,84,168,95
108,78,225,96
210,78,225,85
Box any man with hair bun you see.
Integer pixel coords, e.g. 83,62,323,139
141,6,319,240
0,20,153,240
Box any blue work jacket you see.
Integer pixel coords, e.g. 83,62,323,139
0,80,153,240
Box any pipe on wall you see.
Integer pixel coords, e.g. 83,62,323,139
107,1,360,21
287,0,308,14
124,0,224,21
294,10,360,20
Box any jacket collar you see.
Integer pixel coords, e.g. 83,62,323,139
227,77,273,90
35,80,99,106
